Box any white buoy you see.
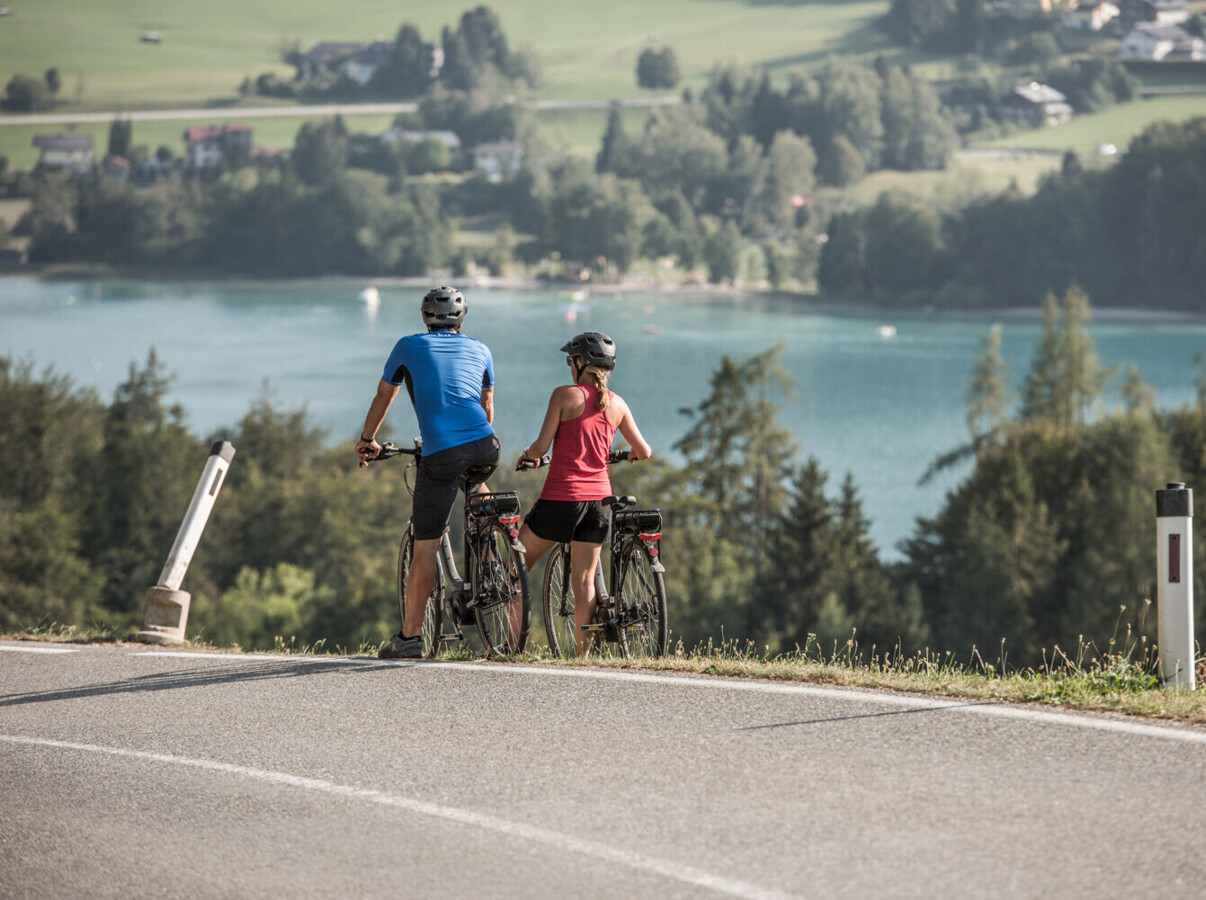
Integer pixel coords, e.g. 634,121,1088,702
360,286,380,310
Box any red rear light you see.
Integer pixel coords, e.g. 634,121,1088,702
499,516,520,525
638,532,661,542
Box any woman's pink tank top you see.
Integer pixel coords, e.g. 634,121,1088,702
541,384,616,501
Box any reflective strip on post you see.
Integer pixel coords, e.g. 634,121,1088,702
1156,482,1194,690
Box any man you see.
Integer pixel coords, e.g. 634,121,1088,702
356,286,498,660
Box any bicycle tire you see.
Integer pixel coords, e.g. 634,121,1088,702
472,521,530,656
397,527,443,660
617,544,668,658
542,543,577,658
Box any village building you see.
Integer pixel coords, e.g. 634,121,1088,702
1061,1,1121,30
32,134,93,171
1119,23,1203,59
1002,82,1074,127
340,41,393,86
472,141,525,181
378,128,463,151
183,123,253,169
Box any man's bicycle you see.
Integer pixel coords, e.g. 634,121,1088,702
521,449,667,658
371,440,530,658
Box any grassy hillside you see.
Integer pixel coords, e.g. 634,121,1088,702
0,0,904,109
977,95,1206,154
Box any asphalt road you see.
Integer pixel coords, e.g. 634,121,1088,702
3,640,1205,899
0,95,680,127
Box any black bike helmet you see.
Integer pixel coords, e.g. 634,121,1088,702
561,331,616,370
421,286,467,328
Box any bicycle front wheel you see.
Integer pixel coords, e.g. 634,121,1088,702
542,543,576,658
617,545,668,658
397,527,443,659
472,522,530,657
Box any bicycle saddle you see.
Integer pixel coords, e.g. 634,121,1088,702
605,495,636,511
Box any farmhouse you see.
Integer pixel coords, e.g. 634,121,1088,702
1119,23,1202,59
472,141,525,181
378,128,462,151
298,42,368,81
32,134,93,171
1002,83,1073,127
1061,1,1120,30
340,41,393,86
183,123,252,169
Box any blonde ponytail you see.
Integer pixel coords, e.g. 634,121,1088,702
585,366,610,411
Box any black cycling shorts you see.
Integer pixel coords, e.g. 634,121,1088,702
412,434,500,540
524,498,611,545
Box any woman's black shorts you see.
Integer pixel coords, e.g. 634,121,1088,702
411,434,500,540
525,498,611,544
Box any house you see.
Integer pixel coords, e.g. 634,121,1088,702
1002,83,1074,127
183,123,252,169
1114,0,1191,25
472,141,524,181
1119,23,1197,59
298,42,368,82
340,40,393,86
102,155,131,180
378,128,462,151
1009,0,1075,17
32,134,93,171
1061,1,1120,30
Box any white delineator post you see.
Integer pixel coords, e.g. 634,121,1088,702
1156,482,1194,690
135,441,236,645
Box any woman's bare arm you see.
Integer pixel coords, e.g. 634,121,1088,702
518,387,569,463
613,395,652,461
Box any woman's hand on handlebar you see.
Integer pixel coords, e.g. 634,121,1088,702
516,453,550,472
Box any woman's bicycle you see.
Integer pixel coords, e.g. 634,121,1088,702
370,439,530,658
521,449,668,658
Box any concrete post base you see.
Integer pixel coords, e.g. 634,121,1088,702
135,586,192,645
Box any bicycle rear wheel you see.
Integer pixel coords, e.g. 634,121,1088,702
617,545,668,658
397,527,443,659
542,543,577,658
472,522,530,656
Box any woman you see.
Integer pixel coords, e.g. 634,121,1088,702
515,331,652,655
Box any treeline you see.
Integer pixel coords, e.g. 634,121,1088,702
820,117,1206,309
4,290,1202,664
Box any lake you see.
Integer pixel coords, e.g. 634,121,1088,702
4,276,1205,557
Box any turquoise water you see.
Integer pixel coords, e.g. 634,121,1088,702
4,276,1205,556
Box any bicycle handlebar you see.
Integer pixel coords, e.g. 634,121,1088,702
365,440,421,463
516,448,633,472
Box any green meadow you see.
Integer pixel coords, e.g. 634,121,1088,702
978,95,1206,154
0,0,902,109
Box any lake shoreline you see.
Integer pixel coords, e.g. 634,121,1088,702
7,266,1206,323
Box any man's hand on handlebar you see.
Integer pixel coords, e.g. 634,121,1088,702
356,436,381,468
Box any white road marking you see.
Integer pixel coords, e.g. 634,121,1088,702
0,734,798,900
0,645,78,654
134,651,371,663
425,662,1206,745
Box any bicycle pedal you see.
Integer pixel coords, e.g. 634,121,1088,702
582,623,607,633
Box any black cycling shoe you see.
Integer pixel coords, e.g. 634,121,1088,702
378,634,423,660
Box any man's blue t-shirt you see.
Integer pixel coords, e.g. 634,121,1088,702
382,330,495,455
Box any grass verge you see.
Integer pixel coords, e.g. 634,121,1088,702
7,621,1205,726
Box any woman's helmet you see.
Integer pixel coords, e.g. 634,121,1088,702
421,286,467,328
561,331,616,370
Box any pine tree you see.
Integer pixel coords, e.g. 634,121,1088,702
967,323,1009,440
596,106,628,174
757,458,836,651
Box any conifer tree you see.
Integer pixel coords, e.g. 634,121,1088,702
967,323,1009,440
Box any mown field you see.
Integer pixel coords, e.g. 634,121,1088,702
978,94,1206,154
0,0,902,109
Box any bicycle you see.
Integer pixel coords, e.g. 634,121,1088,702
519,449,667,658
370,439,530,658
